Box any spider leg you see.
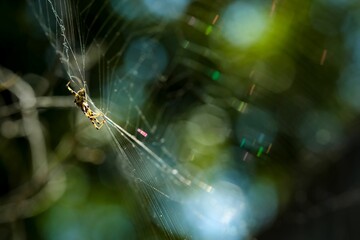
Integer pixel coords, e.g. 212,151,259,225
93,113,106,130
85,109,106,130
95,119,105,130
92,121,101,130
92,111,103,118
66,81,77,95
89,116,105,130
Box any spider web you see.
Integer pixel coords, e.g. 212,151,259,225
28,0,256,239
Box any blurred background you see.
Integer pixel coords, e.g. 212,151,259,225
1,0,360,239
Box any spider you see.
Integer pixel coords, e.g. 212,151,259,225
66,81,105,130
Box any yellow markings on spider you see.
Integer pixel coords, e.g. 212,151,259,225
66,81,105,130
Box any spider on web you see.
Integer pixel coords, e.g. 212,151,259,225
66,81,105,130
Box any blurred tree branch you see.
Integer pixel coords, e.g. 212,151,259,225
0,67,69,224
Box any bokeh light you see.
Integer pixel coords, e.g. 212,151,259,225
110,0,190,21
220,1,267,48
42,204,135,240
236,107,277,153
104,37,168,123
186,104,230,147
297,111,342,152
110,0,145,20
142,0,191,20
343,10,360,64
253,53,295,93
40,167,135,240
246,180,278,232
124,37,168,82
184,180,248,240
338,64,360,111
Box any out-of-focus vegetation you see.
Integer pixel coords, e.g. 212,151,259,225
1,0,360,239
